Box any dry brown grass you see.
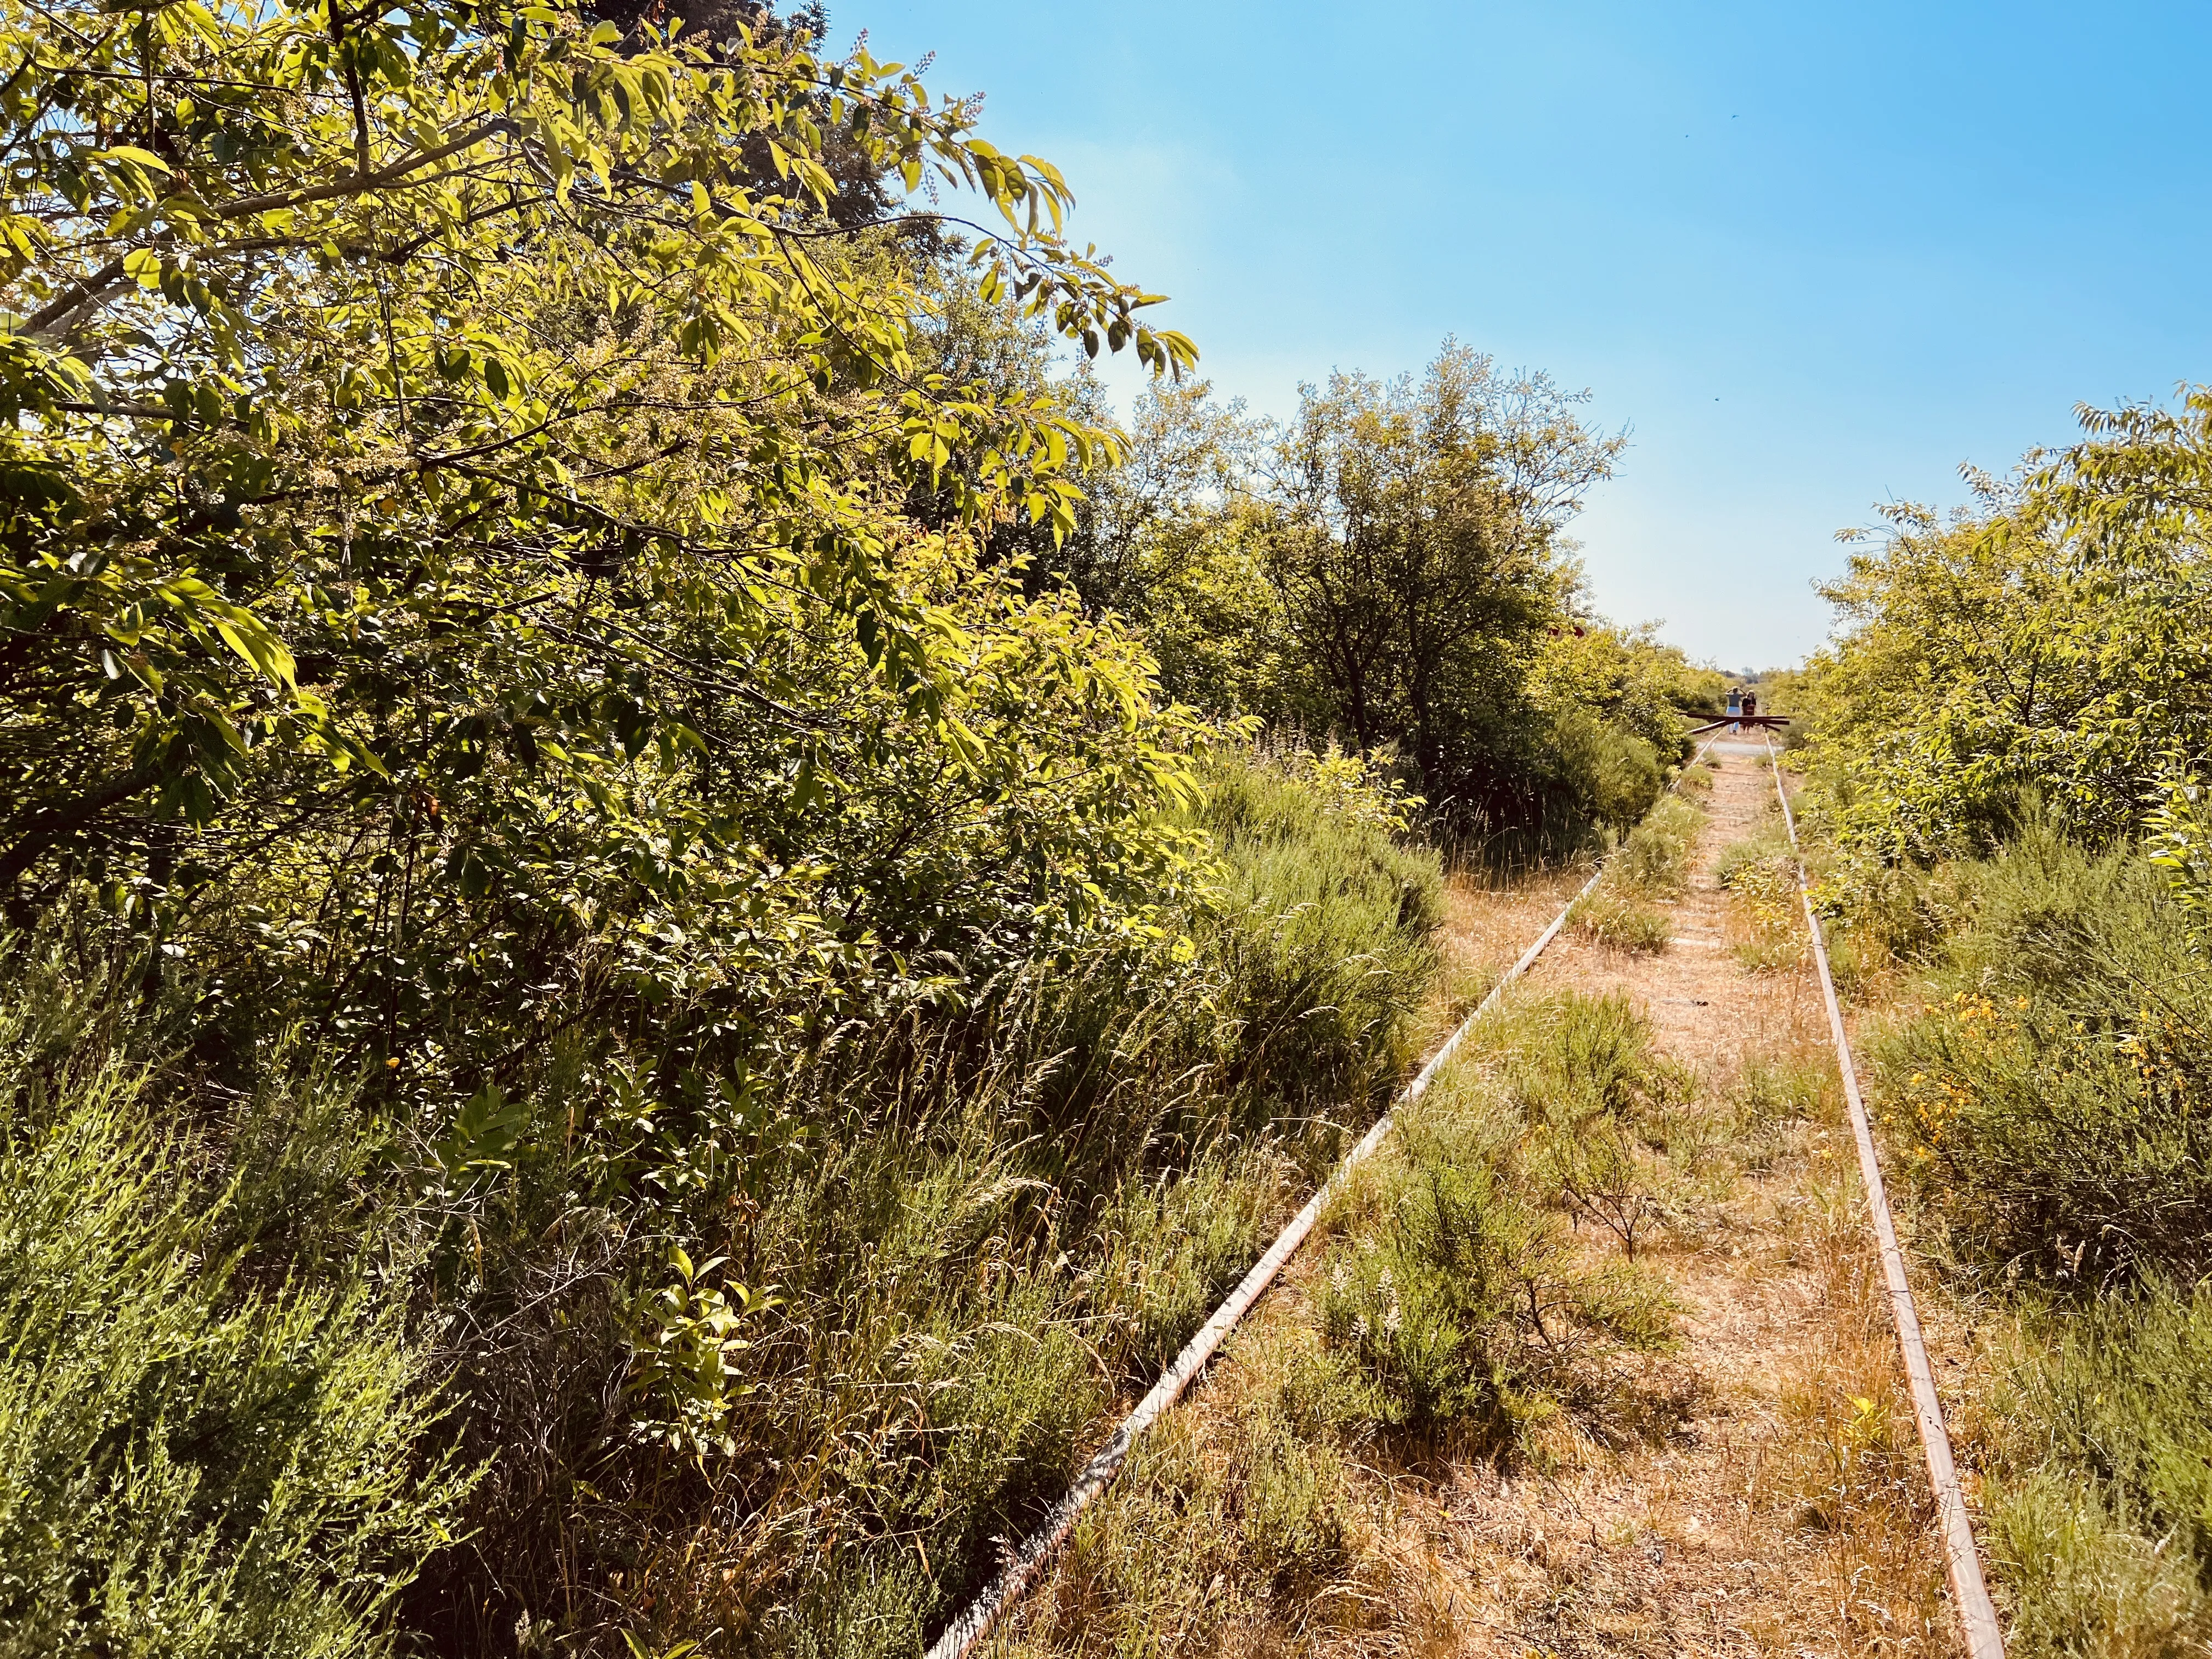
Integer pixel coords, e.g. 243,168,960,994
1762,1164,1954,1654
1407,865,1590,1059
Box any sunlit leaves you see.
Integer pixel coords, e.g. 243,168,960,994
0,0,1208,876
1803,387,2212,867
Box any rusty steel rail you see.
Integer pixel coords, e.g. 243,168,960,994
921,862,1601,1659
1766,741,2006,1659
923,739,1719,1659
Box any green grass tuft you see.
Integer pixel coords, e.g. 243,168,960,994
1567,888,1673,952
1612,793,1702,898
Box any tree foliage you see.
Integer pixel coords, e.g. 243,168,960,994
0,0,1217,1069
0,2,1252,1649
1795,390,2212,870
1262,345,1620,789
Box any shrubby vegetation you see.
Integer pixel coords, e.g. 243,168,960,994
1787,388,2212,1654
1,740,1443,1656
1795,389,2212,873
1020,350,1726,854
1853,837,2212,1653
0,0,1719,1649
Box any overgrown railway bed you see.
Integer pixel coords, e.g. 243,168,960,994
936,743,1999,1658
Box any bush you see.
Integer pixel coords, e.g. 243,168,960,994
1195,747,1444,1133
1713,831,1791,894
1531,705,1666,848
0,1049,471,1659
0,743,1446,1659
1505,994,1690,1260
1568,888,1672,953
1500,990,1660,1122
1872,832,2212,1285
1317,1000,1677,1435
1716,831,1803,972
1613,794,1702,898
1989,1282,2212,1656
1317,1118,1538,1431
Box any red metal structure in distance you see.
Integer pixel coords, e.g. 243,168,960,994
1689,686,1791,735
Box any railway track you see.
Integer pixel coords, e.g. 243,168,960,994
928,740,2002,1658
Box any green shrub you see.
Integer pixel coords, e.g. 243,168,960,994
1872,832,2212,1284
1500,990,1661,1122
1457,703,1665,866
1317,1129,1536,1431
1526,1117,1677,1259
1317,1040,1675,1435
1613,794,1702,898
1196,748,1444,1133
1717,831,1804,972
1502,994,1692,1257
1577,720,1667,838
1733,1052,1836,1128
1989,1282,2212,1655
1988,1473,2212,1659
1713,831,1792,895
0,1057,470,1659
0,743,1445,1659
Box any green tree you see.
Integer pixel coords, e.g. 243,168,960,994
0,8,1222,1643
1260,342,1625,833
0,0,1194,915
1797,390,2212,867
0,0,1223,1079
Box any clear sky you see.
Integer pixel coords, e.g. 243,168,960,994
855,1,2212,670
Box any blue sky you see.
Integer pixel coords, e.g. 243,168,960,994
856,1,2212,670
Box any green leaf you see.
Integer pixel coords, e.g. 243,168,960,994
94,144,172,174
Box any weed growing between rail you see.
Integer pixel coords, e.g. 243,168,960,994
1758,1134,1953,1651
1566,790,1707,953
997,988,1697,1655
1716,793,1805,975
